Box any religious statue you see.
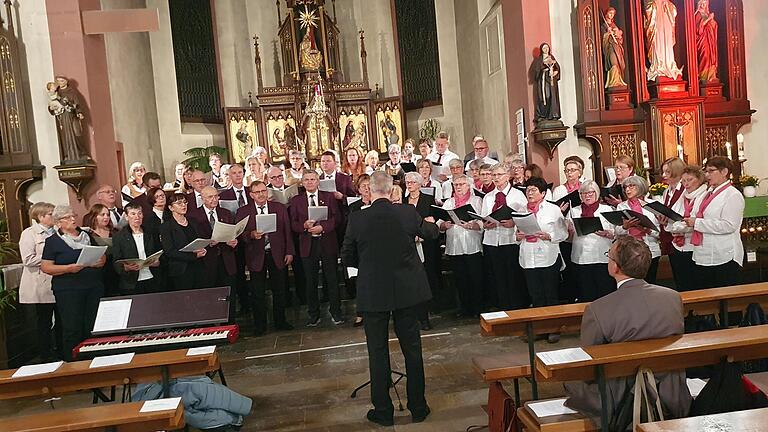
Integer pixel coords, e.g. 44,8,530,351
298,6,323,71
283,123,297,151
342,120,355,148
602,7,628,88
644,0,683,81
47,76,91,164
695,0,719,83
532,43,561,123
384,113,399,145
270,128,285,159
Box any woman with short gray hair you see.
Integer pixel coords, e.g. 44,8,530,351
615,175,661,283
384,144,405,185
566,181,616,301
19,202,59,361
41,205,106,360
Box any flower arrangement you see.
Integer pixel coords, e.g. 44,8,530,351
649,182,668,196
740,175,760,187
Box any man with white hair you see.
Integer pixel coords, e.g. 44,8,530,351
464,135,497,171
342,171,438,426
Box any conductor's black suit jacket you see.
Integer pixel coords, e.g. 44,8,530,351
341,198,439,313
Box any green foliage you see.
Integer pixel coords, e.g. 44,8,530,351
181,146,229,173
740,175,760,187
419,119,440,141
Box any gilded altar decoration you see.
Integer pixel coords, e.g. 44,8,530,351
297,5,323,72
301,79,335,159
644,0,683,81
266,114,298,164
338,108,369,152
602,7,627,88
227,110,261,163
47,76,91,164
374,102,402,154
695,0,719,83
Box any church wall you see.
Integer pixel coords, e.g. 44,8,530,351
102,0,164,176
18,0,70,205
741,0,768,193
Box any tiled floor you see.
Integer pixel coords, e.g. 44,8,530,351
0,303,578,431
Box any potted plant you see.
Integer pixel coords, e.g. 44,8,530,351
740,175,759,198
181,145,229,173
649,182,668,202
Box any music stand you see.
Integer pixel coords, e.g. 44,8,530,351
350,370,407,411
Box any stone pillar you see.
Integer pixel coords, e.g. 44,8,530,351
45,0,121,212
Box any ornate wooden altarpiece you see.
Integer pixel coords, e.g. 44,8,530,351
224,0,405,167
575,0,752,183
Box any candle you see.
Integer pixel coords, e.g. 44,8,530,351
640,140,650,169
725,141,732,160
677,144,684,160
737,134,746,160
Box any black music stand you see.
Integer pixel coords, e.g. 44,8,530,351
350,370,407,411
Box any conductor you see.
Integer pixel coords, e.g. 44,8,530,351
342,171,438,426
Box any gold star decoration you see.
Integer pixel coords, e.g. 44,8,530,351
297,5,319,30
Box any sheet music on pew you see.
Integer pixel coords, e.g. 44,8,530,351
140,397,182,413
12,360,64,378
92,299,132,333
89,352,135,369
481,311,508,321
537,347,592,365
187,345,216,356
527,398,578,418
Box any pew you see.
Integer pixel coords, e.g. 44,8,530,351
471,352,530,406
636,407,768,431
534,325,768,430
0,399,185,432
516,398,597,432
0,348,221,401
478,282,768,399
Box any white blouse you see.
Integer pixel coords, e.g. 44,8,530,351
666,185,707,253
567,204,614,265
518,201,568,269
132,233,153,281
481,184,527,247
440,196,483,256
691,182,745,266
614,200,661,258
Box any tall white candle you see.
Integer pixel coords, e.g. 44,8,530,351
737,134,746,159
677,144,684,160
640,140,650,169
725,142,732,160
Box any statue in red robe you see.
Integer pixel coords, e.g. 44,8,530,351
695,0,719,83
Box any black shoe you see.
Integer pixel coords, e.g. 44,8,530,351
412,406,431,423
366,409,394,427
275,322,294,331
331,315,346,325
420,319,432,331
306,316,321,327
547,332,561,344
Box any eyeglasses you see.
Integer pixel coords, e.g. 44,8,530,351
268,175,282,180
579,191,596,197
474,146,488,151
624,184,637,190
60,215,77,221
172,200,188,206
604,251,616,261
252,189,268,194
704,168,721,173
491,173,508,178
564,168,581,173
98,190,116,194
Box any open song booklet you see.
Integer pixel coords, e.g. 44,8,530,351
180,216,250,251
115,250,163,269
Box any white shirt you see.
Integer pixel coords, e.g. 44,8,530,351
518,201,568,269
440,196,483,256
551,182,582,202
255,203,271,249
568,204,614,265
194,191,203,208
691,182,744,266
422,180,444,204
465,156,497,172
481,184,527,246
132,233,153,281
616,278,635,289
203,206,219,224
426,150,460,183
666,185,707,253
319,170,336,180
232,186,248,206
306,191,320,207
615,199,661,258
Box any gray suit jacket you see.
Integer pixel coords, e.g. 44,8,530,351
564,278,692,424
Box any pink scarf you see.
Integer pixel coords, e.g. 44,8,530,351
525,200,542,242
565,181,580,193
454,190,471,208
627,198,645,240
691,183,731,246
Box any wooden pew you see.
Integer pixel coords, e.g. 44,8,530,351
535,325,768,431
636,407,768,431
471,352,530,406
517,399,597,432
0,399,185,432
478,282,768,399
0,348,221,401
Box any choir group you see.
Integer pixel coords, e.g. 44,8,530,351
18,130,745,361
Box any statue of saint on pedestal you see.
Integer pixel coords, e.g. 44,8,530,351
47,76,91,164
532,43,561,123
695,0,719,83
644,0,683,81
602,7,628,88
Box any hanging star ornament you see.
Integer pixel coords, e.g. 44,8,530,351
297,5,319,30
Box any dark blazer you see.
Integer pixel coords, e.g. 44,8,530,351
141,209,166,240
236,201,295,272
348,199,371,213
342,198,439,312
564,278,691,421
406,192,436,218
187,205,238,276
335,172,357,197
159,216,201,277
112,226,162,292
219,186,252,207
289,190,339,258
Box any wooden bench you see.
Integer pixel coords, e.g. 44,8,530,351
516,398,597,432
0,399,185,432
0,348,221,401
478,282,768,399
636,406,768,431
471,352,530,405
534,325,768,430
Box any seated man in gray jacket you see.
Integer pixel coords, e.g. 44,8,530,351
564,235,692,423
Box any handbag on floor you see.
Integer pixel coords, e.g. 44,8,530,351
487,381,519,432
610,368,664,431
